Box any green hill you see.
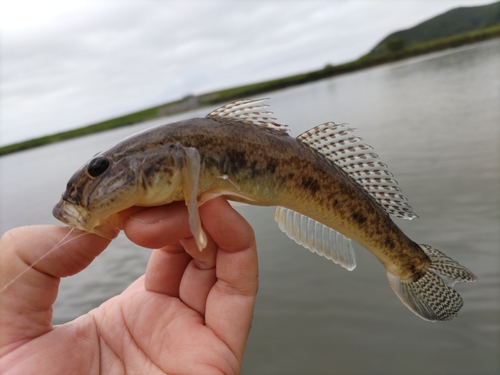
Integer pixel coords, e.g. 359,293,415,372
369,1,500,55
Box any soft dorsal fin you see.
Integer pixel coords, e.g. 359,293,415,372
274,207,356,271
297,122,417,220
206,99,289,132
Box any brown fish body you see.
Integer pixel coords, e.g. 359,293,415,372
53,99,476,321
125,117,426,280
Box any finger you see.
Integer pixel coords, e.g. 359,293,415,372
180,232,217,270
124,202,193,297
126,201,219,309
200,198,259,361
178,233,218,316
0,226,109,353
123,201,192,249
143,245,191,297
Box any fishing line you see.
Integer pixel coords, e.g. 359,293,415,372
0,227,89,293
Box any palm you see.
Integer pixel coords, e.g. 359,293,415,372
86,277,241,374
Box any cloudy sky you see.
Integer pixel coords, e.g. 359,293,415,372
0,0,493,146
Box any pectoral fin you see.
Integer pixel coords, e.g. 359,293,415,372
180,147,207,250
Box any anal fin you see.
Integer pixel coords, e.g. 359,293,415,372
274,207,356,271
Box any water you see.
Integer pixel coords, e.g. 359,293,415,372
1,39,499,374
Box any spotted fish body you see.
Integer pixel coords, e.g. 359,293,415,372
53,99,477,321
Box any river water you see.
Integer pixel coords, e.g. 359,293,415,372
1,39,499,374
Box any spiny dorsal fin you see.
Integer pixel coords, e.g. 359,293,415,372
297,122,417,220
206,99,289,132
274,206,356,271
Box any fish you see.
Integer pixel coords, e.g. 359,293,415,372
53,99,477,322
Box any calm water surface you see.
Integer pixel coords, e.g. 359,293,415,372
1,40,499,374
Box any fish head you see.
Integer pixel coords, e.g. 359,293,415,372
53,143,185,239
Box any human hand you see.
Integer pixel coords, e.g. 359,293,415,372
0,197,258,374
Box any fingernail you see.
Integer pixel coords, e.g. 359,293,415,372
194,259,214,270
130,208,166,225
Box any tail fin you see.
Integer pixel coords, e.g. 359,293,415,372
387,244,477,322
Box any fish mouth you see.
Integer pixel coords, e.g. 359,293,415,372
52,199,120,240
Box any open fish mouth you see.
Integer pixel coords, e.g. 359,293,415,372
52,199,120,239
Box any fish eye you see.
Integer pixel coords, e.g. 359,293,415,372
87,157,110,178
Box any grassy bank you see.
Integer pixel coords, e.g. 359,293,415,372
1,24,499,157
198,24,500,105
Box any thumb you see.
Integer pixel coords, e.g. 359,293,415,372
0,225,110,354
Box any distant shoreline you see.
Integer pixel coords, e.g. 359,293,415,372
1,25,499,157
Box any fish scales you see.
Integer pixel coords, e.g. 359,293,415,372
53,99,477,322
146,117,429,279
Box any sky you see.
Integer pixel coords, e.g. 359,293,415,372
0,0,493,146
